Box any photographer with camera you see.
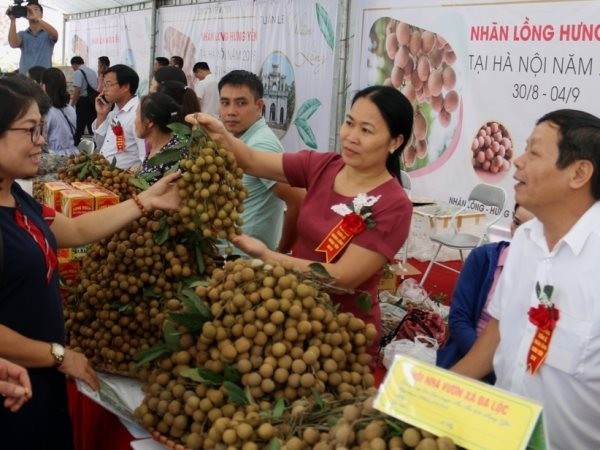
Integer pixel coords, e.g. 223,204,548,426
7,1,58,75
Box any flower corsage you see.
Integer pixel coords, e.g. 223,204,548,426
111,120,125,152
315,193,380,262
526,282,559,374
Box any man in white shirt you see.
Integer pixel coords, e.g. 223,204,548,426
193,62,220,117
70,56,98,145
92,64,145,170
453,109,600,449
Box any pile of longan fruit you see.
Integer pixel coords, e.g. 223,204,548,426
64,209,216,374
63,130,247,374
378,19,460,168
58,152,139,201
134,258,379,449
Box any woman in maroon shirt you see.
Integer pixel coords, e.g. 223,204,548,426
187,86,414,356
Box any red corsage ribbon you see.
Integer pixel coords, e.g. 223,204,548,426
528,305,559,331
111,122,125,152
316,213,367,263
341,212,366,235
526,283,559,375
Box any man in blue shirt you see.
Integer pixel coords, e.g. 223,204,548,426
218,70,305,254
7,2,58,75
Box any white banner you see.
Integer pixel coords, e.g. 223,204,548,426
157,0,338,151
65,10,153,94
351,0,600,226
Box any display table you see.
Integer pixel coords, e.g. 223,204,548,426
67,380,135,450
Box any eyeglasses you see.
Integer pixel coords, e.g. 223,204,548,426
7,122,44,143
103,81,119,88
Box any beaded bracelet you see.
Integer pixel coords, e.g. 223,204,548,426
132,193,149,217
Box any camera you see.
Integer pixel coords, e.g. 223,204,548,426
6,1,29,19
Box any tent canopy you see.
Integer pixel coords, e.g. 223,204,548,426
1,0,146,15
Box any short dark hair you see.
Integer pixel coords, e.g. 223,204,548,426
157,80,200,117
0,74,49,137
193,62,210,72
98,56,110,66
27,65,46,83
154,66,187,85
170,56,184,68
351,86,414,182
139,92,182,134
218,70,263,99
537,109,600,199
27,1,42,14
70,56,84,65
105,64,139,95
155,57,169,67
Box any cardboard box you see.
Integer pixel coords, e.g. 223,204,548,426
84,187,120,210
70,181,98,190
58,260,81,298
59,189,94,218
43,181,71,211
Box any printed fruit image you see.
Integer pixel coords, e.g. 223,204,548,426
471,121,513,177
367,17,461,172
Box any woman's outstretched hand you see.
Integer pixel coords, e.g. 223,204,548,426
139,171,183,212
231,234,269,260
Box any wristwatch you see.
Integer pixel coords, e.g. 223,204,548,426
50,343,65,367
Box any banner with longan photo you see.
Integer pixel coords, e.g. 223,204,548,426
156,0,339,152
350,0,600,231
65,10,153,95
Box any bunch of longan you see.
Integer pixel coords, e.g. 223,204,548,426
279,394,457,450
64,209,217,375
135,258,379,448
176,139,247,241
58,152,138,201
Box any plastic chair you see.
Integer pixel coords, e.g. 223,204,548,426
419,183,506,286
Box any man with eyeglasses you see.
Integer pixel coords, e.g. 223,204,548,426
7,2,58,75
92,64,145,170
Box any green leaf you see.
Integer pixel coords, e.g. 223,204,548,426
138,170,161,182
168,311,205,333
195,241,206,275
129,177,151,191
110,157,117,169
223,365,242,384
163,321,181,352
294,117,318,149
186,276,206,287
133,343,170,367
308,262,331,278
272,398,286,418
315,3,335,50
89,164,100,179
296,98,322,121
143,286,162,299
78,162,89,180
311,388,324,410
267,439,282,450
146,148,183,167
168,122,192,137
118,303,133,314
223,381,249,405
535,281,541,299
196,368,224,385
180,288,212,319
153,216,169,245
358,292,373,313
165,162,180,175
543,285,554,300
179,368,205,383
385,418,407,436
